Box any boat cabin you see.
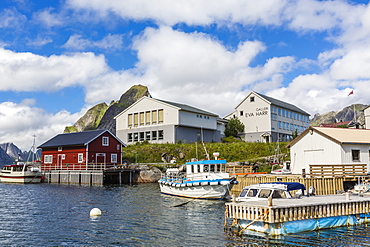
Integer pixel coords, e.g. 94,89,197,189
236,182,306,202
185,159,229,180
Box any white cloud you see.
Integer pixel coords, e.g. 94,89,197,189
0,8,27,28
33,8,63,27
0,101,80,150
63,34,124,51
66,0,287,26
0,48,109,91
26,36,53,47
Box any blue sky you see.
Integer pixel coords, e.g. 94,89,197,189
0,0,369,148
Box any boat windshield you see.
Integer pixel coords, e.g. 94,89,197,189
258,189,271,198
239,188,258,197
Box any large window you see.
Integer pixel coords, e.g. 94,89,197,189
145,111,150,125
352,150,360,161
134,113,138,127
128,114,133,127
139,112,144,126
158,109,164,123
152,110,157,124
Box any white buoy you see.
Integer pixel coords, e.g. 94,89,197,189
90,208,102,216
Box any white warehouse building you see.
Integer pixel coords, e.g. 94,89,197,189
115,96,225,144
226,91,310,143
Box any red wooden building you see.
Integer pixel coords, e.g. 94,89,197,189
38,129,125,171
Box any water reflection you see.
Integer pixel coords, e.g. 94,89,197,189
0,183,370,246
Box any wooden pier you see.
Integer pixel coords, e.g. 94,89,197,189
42,167,141,186
225,193,370,235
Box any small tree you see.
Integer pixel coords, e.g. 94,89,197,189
225,118,245,137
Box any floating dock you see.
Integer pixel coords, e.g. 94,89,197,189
225,193,370,235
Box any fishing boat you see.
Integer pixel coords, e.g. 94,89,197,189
158,159,238,200
236,182,307,202
0,162,43,183
0,136,43,183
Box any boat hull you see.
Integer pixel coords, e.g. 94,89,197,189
0,173,43,183
158,179,235,199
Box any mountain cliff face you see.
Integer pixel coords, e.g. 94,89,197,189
310,104,367,126
65,84,151,134
64,103,108,133
97,85,151,133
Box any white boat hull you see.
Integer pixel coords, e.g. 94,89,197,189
158,180,234,199
0,172,43,183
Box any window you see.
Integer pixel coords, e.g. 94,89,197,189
134,113,138,127
352,150,360,161
158,130,164,140
145,131,151,140
102,136,109,146
44,155,53,164
139,112,144,126
78,153,83,163
250,96,255,102
139,132,144,141
111,154,117,163
145,111,150,125
58,147,62,151
240,111,244,116
128,133,133,142
152,110,157,124
152,131,157,140
134,133,138,142
158,109,164,123
128,114,133,127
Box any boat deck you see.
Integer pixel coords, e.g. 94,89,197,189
226,193,370,224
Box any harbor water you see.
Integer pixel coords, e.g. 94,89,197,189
1,183,370,246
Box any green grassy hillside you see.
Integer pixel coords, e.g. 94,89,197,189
122,141,290,165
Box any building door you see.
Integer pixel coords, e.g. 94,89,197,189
58,154,63,170
96,153,106,169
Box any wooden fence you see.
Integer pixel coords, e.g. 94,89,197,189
309,164,367,177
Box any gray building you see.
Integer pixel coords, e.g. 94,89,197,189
226,91,310,142
115,96,224,144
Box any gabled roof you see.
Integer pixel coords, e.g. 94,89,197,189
115,96,218,118
254,92,310,116
287,126,370,148
38,129,125,148
155,98,218,117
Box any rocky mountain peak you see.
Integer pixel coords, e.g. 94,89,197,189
65,84,151,134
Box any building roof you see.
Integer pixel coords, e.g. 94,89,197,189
114,96,219,119
38,129,124,148
254,92,310,116
319,121,351,128
154,98,219,117
287,126,370,148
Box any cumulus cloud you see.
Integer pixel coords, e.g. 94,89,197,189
66,0,286,26
0,101,80,149
0,48,109,91
63,34,124,51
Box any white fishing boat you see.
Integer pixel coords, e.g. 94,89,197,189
158,159,238,200
0,136,43,184
236,182,307,202
0,162,43,183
